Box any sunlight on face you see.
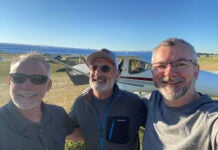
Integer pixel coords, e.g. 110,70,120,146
9,60,51,110
89,58,119,94
152,44,199,102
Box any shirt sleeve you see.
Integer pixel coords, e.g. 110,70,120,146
211,117,218,150
133,97,147,127
68,99,80,130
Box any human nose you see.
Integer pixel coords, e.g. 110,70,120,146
90,66,100,77
163,64,177,76
20,78,34,88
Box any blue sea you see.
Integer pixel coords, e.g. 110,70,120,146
0,43,152,62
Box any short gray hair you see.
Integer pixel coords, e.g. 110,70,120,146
10,51,50,75
152,38,198,64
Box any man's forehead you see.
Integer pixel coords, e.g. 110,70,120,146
14,59,42,66
153,46,192,62
11,60,44,70
156,44,191,54
91,58,114,66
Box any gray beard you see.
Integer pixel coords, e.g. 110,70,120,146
158,79,196,102
159,86,187,102
89,81,114,93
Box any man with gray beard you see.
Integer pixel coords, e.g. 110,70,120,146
143,38,218,150
0,51,73,150
68,48,146,150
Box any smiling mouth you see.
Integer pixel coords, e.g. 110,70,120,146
17,92,36,98
93,77,106,83
160,77,184,86
162,80,183,85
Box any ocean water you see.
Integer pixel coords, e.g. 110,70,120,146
0,43,152,62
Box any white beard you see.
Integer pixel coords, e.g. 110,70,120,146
89,80,114,93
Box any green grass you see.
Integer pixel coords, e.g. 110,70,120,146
65,140,85,150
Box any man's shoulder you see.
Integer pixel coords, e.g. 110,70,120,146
119,89,141,99
0,107,7,121
0,103,15,130
149,90,162,100
118,90,146,107
43,103,66,114
205,99,218,113
0,102,11,117
199,94,218,110
74,87,92,103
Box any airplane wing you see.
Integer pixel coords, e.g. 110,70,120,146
48,55,90,85
49,55,89,77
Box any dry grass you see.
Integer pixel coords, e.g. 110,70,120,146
198,55,218,71
44,71,88,112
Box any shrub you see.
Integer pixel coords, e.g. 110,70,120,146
65,140,85,150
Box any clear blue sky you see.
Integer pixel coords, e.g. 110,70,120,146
0,0,218,53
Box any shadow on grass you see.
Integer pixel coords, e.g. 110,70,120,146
65,69,89,86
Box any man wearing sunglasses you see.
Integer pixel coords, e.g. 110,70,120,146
143,38,218,150
68,49,146,150
0,51,73,150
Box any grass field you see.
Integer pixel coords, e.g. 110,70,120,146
198,54,218,71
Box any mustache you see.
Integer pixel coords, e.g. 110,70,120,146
92,76,106,82
160,77,184,83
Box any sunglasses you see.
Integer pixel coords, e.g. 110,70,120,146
89,65,114,73
10,73,49,85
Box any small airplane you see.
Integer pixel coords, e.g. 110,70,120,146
1,42,218,97
48,52,218,97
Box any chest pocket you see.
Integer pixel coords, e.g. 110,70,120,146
106,116,129,144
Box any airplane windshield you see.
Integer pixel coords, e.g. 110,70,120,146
129,59,151,74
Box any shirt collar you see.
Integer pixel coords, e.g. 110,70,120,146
7,101,52,132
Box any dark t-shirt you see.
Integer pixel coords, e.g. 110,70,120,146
91,94,113,124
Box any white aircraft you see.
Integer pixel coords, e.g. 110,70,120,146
48,53,218,97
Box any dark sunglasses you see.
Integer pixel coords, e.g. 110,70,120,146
10,73,49,85
89,65,113,73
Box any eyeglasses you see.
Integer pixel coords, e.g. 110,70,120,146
89,65,114,73
10,73,49,85
152,59,197,73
